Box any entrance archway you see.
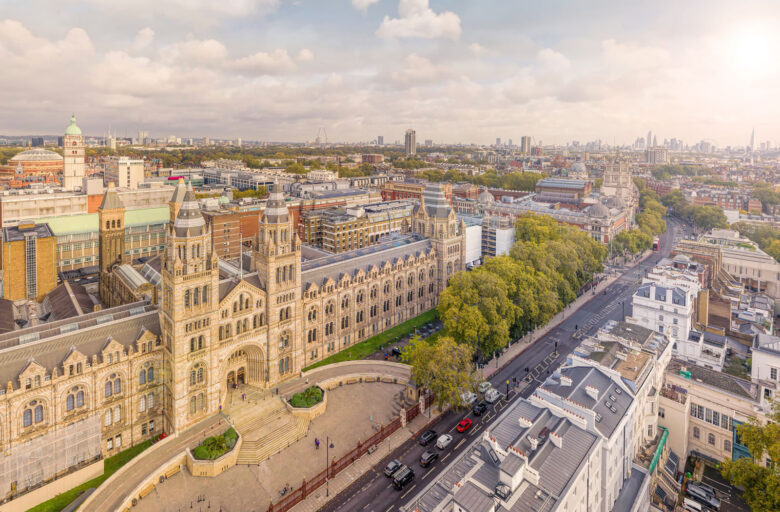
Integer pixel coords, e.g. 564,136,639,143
226,371,235,387
222,344,265,391
237,367,246,385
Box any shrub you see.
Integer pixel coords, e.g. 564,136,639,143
289,386,323,408
192,427,238,460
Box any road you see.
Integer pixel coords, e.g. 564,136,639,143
321,219,680,512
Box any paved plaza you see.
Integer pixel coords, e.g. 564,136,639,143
133,382,411,512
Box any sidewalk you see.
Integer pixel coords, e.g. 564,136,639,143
480,251,651,379
289,410,439,512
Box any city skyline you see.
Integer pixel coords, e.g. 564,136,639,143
1,0,779,146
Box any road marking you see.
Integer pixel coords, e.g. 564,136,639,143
422,469,434,480
400,484,417,499
455,438,465,449
385,505,394,512
442,453,451,461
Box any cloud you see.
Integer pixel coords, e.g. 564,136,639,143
391,53,448,87
233,49,297,75
468,42,487,56
296,48,314,62
162,38,229,66
377,0,461,40
351,0,379,13
132,28,154,51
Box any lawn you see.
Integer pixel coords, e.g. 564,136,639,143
289,386,324,408
28,438,153,512
303,309,438,371
192,427,238,460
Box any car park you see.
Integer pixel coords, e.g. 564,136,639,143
686,484,721,510
472,402,487,416
384,459,402,477
456,418,473,433
420,450,438,467
392,466,414,490
436,433,453,449
484,388,501,404
418,429,437,446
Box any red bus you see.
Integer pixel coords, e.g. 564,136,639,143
652,237,660,251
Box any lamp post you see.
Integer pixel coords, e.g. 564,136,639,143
326,437,334,497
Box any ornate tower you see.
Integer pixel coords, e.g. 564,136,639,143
253,184,302,385
412,183,465,295
98,183,126,305
168,178,187,225
62,115,85,190
159,184,219,432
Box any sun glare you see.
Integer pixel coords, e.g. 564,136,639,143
727,27,775,78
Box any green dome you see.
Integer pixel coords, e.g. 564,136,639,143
65,115,82,136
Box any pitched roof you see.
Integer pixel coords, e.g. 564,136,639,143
173,183,206,237
99,185,124,211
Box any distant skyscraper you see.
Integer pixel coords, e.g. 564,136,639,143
404,129,416,156
750,128,755,151
30,137,44,147
652,135,657,147
425,139,433,147
237,138,242,147
377,135,384,145
520,136,532,153
496,137,501,146
646,131,652,149
508,138,513,148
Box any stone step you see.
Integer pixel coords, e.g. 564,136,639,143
236,417,309,464
233,406,288,434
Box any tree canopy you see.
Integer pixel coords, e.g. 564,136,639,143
661,191,728,231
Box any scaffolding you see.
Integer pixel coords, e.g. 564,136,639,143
0,415,102,498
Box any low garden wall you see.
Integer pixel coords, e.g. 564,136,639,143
185,433,242,478
284,387,327,421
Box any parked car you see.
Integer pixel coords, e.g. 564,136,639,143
418,429,437,446
420,450,438,467
485,388,501,404
686,484,721,510
478,381,492,394
384,459,402,477
392,466,415,490
436,434,453,449
691,482,718,497
460,391,478,406
472,402,487,416
456,418,473,433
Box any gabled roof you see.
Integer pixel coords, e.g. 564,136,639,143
99,185,124,211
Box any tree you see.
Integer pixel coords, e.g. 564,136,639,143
438,268,518,359
692,204,728,231
661,190,687,211
401,336,478,410
720,399,780,512
285,162,307,174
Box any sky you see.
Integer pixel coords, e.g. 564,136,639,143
1,0,779,146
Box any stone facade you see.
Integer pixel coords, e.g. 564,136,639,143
0,182,464,501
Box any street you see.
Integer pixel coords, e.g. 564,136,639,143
321,219,679,512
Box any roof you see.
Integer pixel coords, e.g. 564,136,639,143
169,178,187,203
2,223,54,242
0,300,16,334
419,182,452,219
262,183,290,223
125,207,169,227
453,481,493,512
99,185,125,211
540,365,634,438
41,281,95,321
9,148,63,162
35,213,98,235
65,115,82,135
115,264,151,290
301,233,431,291
755,333,780,355
667,359,758,401
173,183,206,237
611,465,649,512
537,178,588,190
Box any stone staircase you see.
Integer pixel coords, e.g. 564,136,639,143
224,386,311,465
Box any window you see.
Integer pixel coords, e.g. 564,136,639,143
772,368,778,381
148,393,154,408
693,426,700,439
105,409,113,426
76,390,84,407
114,405,121,422
105,381,112,397
659,407,665,419
139,369,146,385
23,409,32,427
67,394,75,411
107,438,113,450
115,434,122,448
114,378,121,394
708,433,716,445
139,395,146,412
724,440,732,452
148,366,154,382
142,423,147,435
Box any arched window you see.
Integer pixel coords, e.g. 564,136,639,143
34,405,43,423
197,367,204,383
190,370,196,386
279,359,284,374
139,369,146,385
190,396,196,414
147,393,154,409
23,408,32,427
114,378,121,395
219,326,224,340
139,395,146,412
67,394,75,411
105,381,112,397
197,393,204,410
76,390,84,407
147,366,154,382
190,338,196,352
198,335,204,350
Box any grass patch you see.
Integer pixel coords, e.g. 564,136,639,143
289,386,324,408
28,439,153,512
303,309,438,371
192,427,238,460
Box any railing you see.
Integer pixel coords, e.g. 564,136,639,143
266,416,404,512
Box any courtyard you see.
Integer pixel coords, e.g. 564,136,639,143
133,381,411,512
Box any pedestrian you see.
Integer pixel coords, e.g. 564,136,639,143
276,387,279,395
315,437,320,449
242,393,245,401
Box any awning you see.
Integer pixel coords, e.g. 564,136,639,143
649,426,669,474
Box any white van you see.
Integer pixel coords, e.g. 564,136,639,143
485,388,501,404
683,498,702,512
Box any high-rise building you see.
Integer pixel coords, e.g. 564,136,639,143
645,147,669,165
404,129,416,156
237,138,242,147
520,135,532,153
377,135,384,145
495,137,501,146
424,139,433,147
30,137,44,147
62,115,85,191
508,138,513,148
647,130,652,149
652,135,658,147
750,128,755,152
104,156,144,189
1,222,57,301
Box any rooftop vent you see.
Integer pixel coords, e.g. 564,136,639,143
595,414,602,423
609,405,617,413
560,375,573,387
609,394,617,402
605,401,612,408
614,387,622,395
585,385,599,400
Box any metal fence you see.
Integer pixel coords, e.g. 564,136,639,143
266,399,423,512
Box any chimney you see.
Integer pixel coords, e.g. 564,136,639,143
529,436,538,451
518,416,533,428
560,375,572,387
550,431,563,449
585,385,599,400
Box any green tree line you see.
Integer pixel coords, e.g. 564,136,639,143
661,189,729,231
732,223,780,262
417,168,546,192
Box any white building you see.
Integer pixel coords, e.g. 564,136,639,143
62,116,85,191
405,365,650,512
104,156,144,189
405,128,416,156
752,332,780,408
